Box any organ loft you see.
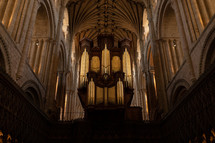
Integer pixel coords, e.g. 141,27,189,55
78,35,142,120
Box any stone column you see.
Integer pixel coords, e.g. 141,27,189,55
167,39,176,73
16,0,40,79
66,31,73,72
39,39,48,80
171,0,196,82
2,0,14,27
197,0,210,26
145,70,156,119
205,0,215,18
176,40,184,65
146,0,169,117
0,0,7,20
8,0,21,34
44,39,54,85
14,0,31,42
186,0,200,39
158,40,168,85
60,72,67,107
34,39,42,73
29,41,36,66
19,0,35,46
67,90,73,120
190,0,204,33
145,1,159,120
171,39,180,70
45,2,66,115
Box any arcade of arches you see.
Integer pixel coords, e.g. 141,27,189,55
0,0,215,142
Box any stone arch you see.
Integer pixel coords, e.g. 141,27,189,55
156,0,170,39
199,28,215,75
38,0,56,38
28,1,56,84
170,79,190,107
0,36,11,74
22,80,43,108
156,1,184,84
160,2,180,38
33,3,51,38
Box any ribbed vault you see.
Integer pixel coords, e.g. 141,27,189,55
67,0,145,46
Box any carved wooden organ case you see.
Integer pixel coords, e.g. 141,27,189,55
78,35,134,115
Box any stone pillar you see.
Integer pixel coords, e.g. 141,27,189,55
18,0,35,46
29,41,36,67
146,0,169,117
60,72,67,107
16,0,40,79
45,2,66,115
66,90,73,120
34,39,42,73
145,70,156,119
145,2,159,120
171,0,196,82
158,40,168,85
38,39,48,79
205,0,215,18
8,0,21,34
44,39,55,85
171,39,180,70
2,0,14,27
0,0,7,20
176,40,184,65
167,39,176,73
66,31,73,72
190,0,204,33
14,0,31,42
197,0,210,26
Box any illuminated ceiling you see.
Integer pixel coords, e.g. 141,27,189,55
67,0,145,45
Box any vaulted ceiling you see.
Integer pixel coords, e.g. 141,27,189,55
67,0,145,46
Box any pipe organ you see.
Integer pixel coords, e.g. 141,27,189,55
78,35,142,120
